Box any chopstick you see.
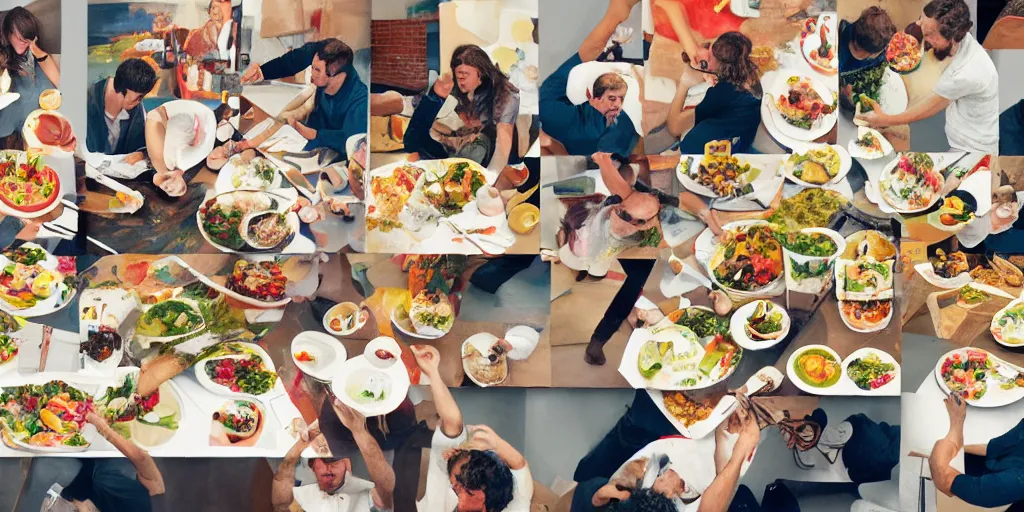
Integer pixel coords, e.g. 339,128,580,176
87,237,119,255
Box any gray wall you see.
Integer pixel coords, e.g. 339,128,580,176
538,0,642,82
61,0,86,142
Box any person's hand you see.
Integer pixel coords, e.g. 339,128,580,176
944,393,967,430
299,420,322,442
465,424,505,452
154,170,187,197
433,73,455,99
331,397,368,433
30,38,46,59
732,407,760,457
854,99,888,128
591,151,616,170
124,151,145,165
411,344,441,376
288,118,317,140
678,67,705,90
84,411,108,428
240,63,264,84
592,483,631,506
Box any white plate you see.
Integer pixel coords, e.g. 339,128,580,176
647,389,739,439
800,15,838,74
763,73,838,142
322,302,369,337
913,262,971,289
291,331,347,382
214,156,283,195
0,150,65,220
618,321,741,391
991,298,1024,349
838,347,901,396
22,109,75,156
461,333,508,387
834,258,894,301
196,190,308,254
390,306,451,340
730,300,790,351
331,355,410,417
933,348,1024,408
837,299,894,333
675,154,786,199
786,344,843,395
876,67,909,115
194,342,279,400
847,127,894,160
782,144,851,188
697,220,785,300
875,155,945,214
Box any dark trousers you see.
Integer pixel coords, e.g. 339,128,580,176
591,258,656,343
404,93,449,160
574,389,677,482
730,482,801,512
61,459,152,512
469,255,536,294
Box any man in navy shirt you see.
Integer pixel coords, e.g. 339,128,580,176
838,6,896,108
86,58,157,155
241,38,367,160
539,0,639,157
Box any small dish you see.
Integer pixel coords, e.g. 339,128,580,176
364,336,401,369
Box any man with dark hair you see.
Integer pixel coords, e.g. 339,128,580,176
838,6,896,107
856,0,998,153
271,400,395,512
539,0,639,157
241,38,367,160
412,344,533,511
86,57,158,155
612,488,676,512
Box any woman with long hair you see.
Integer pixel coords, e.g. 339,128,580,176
403,44,521,171
666,30,763,153
0,7,60,142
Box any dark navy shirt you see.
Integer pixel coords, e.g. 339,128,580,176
838,20,887,77
259,41,368,160
539,53,638,156
86,77,148,155
679,81,761,154
951,419,1024,508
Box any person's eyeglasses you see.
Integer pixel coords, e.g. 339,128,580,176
616,207,655,227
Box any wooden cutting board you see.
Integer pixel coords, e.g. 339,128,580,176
926,288,1013,346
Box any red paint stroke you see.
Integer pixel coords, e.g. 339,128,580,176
653,0,745,42
124,261,151,286
310,8,323,32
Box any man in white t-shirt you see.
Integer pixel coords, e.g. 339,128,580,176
855,0,998,153
271,401,395,512
411,344,534,511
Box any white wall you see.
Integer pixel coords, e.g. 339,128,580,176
539,0,642,81
993,50,1024,113
62,0,86,142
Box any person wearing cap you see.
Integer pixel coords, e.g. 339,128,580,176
539,0,640,157
271,401,396,512
87,58,158,157
411,344,534,511
931,394,1024,508
144,99,217,197
572,402,760,512
41,411,164,512
240,38,367,161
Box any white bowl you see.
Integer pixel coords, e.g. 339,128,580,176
291,331,347,381
323,302,370,336
364,336,401,369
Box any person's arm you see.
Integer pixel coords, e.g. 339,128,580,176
594,152,633,199
698,408,758,512
579,0,639,63
489,122,515,172
857,93,951,128
950,469,1024,508
333,400,396,510
144,106,171,176
271,436,309,512
259,41,321,81
412,345,463,437
85,412,165,496
666,80,693,138
31,40,60,86
963,444,988,456
652,0,701,59
930,438,963,496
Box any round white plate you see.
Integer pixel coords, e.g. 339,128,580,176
461,332,507,387
875,155,945,214
762,73,838,142
322,302,369,337
194,342,279,400
196,190,304,254
22,109,75,156
291,331,347,382
214,156,283,195
847,127,894,161
331,355,410,417
782,143,851,188
390,306,451,340
730,300,791,351
991,298,1024,349
787,344,844,395
840,347,901,395
837,299,894,333
933,348,1024,408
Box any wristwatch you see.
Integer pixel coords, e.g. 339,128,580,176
36,53,49,62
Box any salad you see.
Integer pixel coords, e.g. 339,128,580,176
778,231,838,257
710,224,783,291
0,334,17,365
0,381,91,449
230,157,277,190
881,153,942,211
993,302,1024,345
843,260,892,295
3,245,47,265
136,300,204,338
774,76,836,129
854,131,884,155
744,301,785,341
957,285,990,308
937,196,975,227
941,350,991,400
200,200,245,250
0,262,60,310
226,260,288,302
669,308,727,338
203,343,278,395
886,32,922,73
845,352,896,390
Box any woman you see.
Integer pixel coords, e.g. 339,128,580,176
667,31,762,154
0,7,59,141
404,44,521,171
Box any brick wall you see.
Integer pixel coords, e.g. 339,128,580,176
371,18,433,91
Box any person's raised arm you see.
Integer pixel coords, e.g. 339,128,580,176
85,412,165,496
271,429,314,512
652,0,701,60
698,408,758,512
930,394,966,497
332,400,396,510
31,39,60,87
412,345,463,437
489,122,515,172
666,69,704,138
251,41,320,83
144,106,171,176
593,152,633,199
579,0,641,63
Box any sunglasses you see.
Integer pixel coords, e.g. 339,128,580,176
681,48,719,77
616,207,655,227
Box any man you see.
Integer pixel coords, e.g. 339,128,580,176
539,0,640,157
411,344,534,511
839,6,896,108
42,411,164,511
241,38,367,161
572,392,760,512
930,394,1024,508
856,0,998,153
144,99,217,197
271,401,396,512
86,58,157,156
